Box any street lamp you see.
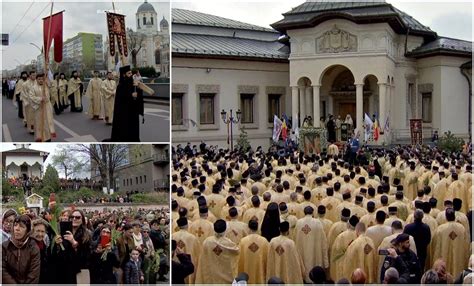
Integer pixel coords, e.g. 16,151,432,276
221,109,242,151
29,43,43,53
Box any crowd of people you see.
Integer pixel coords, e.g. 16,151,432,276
171,142,472,284
5,65,145,142
1,205,170,284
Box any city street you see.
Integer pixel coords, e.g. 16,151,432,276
2,95,170,142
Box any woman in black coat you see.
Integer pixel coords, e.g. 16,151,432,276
89,225,120,284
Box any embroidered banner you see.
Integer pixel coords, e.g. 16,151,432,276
106,12,128,57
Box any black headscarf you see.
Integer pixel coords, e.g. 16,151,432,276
261,202,280,242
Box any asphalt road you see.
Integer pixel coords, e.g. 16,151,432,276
2,95,170,142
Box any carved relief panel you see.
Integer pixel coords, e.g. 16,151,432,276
316,25,357,53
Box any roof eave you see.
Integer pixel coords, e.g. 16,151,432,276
271,13,436,40
407,49,472,59
172,52,289,63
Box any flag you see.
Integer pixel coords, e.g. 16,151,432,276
281,118,288,141
47,68,54,82
364,113,373,142
272,115,283,142
373,118,380,141
106,12,128,57
114,58,122,73
43,11,63,63
283,113,291,129
384,112,390,133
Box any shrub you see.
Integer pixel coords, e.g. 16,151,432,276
438,131,465,153
130,192,168,205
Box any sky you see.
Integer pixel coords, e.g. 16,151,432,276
1,0,170,70
172,0,472,40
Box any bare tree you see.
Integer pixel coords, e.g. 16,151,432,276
51,145,88,179
70,144,142,191
127,28,146,68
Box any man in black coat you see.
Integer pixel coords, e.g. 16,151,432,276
171,240,194,284
110,65,144,142
380,233,422,283
404,209,431,272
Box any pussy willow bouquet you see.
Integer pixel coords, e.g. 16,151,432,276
101,228,121,261
48,193,65,252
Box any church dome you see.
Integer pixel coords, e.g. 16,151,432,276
137,0,156,14
160,16,169,28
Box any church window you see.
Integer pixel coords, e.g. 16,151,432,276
422,92,432,123
199,93,215,125
408,83,416,119
172,93,183,125
143,17,146,25
151,17,154,25
240,93,254,124
137,19,140,28
268,94,281,123
155,49,161,64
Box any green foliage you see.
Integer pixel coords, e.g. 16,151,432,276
136,66,157,78
56,187,97,204
236,127,251,152
438,131,465,153
130,192,168,205
43,165,60,191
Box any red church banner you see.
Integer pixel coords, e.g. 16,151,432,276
106,12,128,57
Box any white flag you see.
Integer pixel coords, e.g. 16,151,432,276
364,113,373,142
114,58,122,74
47,68,54,83
272,115,283,142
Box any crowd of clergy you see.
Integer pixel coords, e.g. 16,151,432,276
10,70,117,141
171,143,472,284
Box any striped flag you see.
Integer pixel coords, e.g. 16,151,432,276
272,115,283,142
384,112,390,133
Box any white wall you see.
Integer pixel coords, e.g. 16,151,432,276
172,57,289,149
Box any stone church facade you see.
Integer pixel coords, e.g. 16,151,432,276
172,1,472,148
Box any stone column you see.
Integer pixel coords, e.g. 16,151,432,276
378,83,386,127
299,86,306,125
356,83,364,134
313,85,321,127
291,86,299,128
305,86,313,123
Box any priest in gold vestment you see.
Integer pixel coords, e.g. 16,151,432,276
266,221,304,284
238,220,269,284
195,219,240,284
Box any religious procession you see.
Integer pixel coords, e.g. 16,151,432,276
2,1,170,143
171,140,473,284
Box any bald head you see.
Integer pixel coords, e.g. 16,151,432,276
355,222,366,235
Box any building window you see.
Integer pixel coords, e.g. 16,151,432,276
144,175,147,183
422,92,432,123
199,93,215,124
240,93,254,123
408,83,416,119
136,177,138,184
137,18,140,28
143,17,146,25
123,179,125,186
268,94,281,123
172,93,183,125
140,176,143,184
151,17,154,25
130,178,132,186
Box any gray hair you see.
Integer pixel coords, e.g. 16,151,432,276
384,267,399,283
414,209,424,221
421,270,440,284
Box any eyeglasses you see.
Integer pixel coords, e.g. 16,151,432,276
70,216,82,220
143,230,149,233
109,220,116,224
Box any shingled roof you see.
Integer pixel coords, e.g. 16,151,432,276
272,1,437,39
407,37,472,58
172,33,289,61
172,8,277,33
